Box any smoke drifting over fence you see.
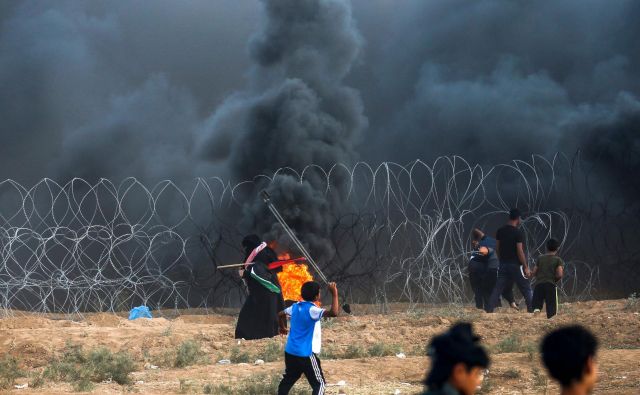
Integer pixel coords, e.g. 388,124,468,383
0,0,638,313
0,156,620,315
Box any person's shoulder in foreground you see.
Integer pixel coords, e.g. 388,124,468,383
421,322,489,395
541,325,598,395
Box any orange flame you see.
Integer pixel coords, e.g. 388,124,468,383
270,244,316,303
277,263,315,302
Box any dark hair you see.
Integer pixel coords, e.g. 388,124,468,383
242,234,261,250
425,323,489,389
546,238,560,252
242,234,261,258
508,208,522,220
541,325,598,387
301,281,321,302
471,228,484,241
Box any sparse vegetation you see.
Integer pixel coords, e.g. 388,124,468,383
161,324,174,337
532,367,548,388
175,340,204,368
322,317,337,329
29,372,46,389
410,343,427,356
203,382,233,394
320,345,340,360
342,344,367,359
179,378,197,393
0,355,23,389
502,368,521,379
494,334,523,353
262,340,283,362
432,305,481,321
213,374,310,395
524,341,538,361
368,342,401,357
229,345,252,363
42,342,135,391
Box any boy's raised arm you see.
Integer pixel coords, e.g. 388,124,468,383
323,282,340,318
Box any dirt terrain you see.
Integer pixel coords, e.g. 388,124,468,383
1,299,639,394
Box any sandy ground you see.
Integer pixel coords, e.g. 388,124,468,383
1,299,639,394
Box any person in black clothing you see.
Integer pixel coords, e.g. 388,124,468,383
468,229,517,312
234,234,286,340
487,208,533,313
421,322,490,395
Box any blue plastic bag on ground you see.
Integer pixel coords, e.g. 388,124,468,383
128,305,152,320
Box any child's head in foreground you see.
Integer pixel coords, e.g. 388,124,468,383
425,322,489,395
301,281,321,302
546,238,560,253
541,325,598,392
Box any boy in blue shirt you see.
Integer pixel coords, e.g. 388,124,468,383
277,281,340,395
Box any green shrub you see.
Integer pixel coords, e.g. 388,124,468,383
262,340,283,362
43,344,135,388
229,346,252,363
203,382,233,394
87,347,135,384
72,377,95,392
342,344,367,359
29,373,46,389
494,334,522,353
320,346,339,360
0,356,23,389
175,340,202,368
368,342,401,357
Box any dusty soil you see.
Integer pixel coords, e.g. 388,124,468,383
1,299,639,394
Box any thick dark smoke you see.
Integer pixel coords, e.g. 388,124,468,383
0,0,260,183
198,0,366,261
2,0,638,185
349,0,640,169
1,1,639,295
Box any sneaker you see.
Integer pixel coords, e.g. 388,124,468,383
533,309,541,314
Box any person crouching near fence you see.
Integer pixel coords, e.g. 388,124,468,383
421,322,490,395
277,281,340,395
541,325,599,395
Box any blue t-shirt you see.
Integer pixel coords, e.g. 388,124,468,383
284,301,325,357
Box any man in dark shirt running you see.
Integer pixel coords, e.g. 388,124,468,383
487,208,533,313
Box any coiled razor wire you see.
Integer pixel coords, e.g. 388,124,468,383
0,155,610,316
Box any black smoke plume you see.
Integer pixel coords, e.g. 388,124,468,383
199,0,366,262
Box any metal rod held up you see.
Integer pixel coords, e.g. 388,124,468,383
261,190,329,285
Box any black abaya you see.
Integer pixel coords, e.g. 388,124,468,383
234,247,285,340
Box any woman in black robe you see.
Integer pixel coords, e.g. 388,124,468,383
234,234,286,340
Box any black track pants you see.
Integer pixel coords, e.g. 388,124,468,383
278,352,325,395
532,282,558,318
